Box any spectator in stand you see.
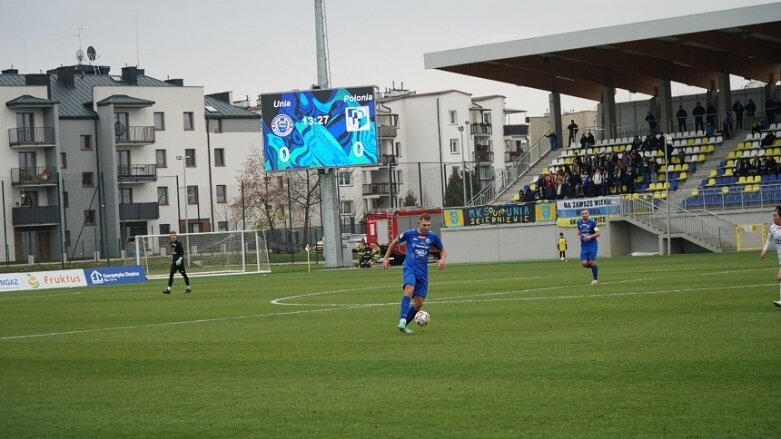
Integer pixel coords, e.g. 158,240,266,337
592,167,604,196
759,155,769,176
580,172,590,198
544,131,558,150
769,156,779,176
585,131,595,148
645,111,658,135
706,103,718,129
762,131,777,148
676,105,688,132
579,134,588,149
766,97,775,125
649,157,659,184
567,120,579,147
623,161,636,194
733,100,744,131
746,99,757,125
692,102,706,132
723,113,733,140
632,136,643,151
705,122,715,137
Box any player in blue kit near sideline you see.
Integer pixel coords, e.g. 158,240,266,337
577,209,601,285
383,214,447,334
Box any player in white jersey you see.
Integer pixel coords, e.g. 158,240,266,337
759,205,781,308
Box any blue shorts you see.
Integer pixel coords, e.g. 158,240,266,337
402,269,428,298
580,245,598,262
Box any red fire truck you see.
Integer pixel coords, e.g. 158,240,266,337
364,208,443,265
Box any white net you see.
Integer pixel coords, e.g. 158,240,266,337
127,230,271,278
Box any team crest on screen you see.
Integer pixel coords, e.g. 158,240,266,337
271,114,294,137
345,106,370,132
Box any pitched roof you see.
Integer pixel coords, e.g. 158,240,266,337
204,96,261,119
96,94,155,107
6,94,58,108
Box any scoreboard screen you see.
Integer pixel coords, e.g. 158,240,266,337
261,86,378,171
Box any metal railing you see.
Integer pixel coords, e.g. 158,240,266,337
115,126,155,144
8,127,55,146
467,134,549,206
11,166,57,185
619,195,728,251
117,164,157,182
362,182,400,196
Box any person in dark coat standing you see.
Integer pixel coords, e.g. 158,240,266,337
162,230,191,294
676,105,688,132
692,102,705,132
732,100,744,130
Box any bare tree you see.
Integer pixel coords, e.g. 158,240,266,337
230,149,287,230
288,169,321,240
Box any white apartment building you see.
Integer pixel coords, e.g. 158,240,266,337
335,89,511,225
0,65,261,263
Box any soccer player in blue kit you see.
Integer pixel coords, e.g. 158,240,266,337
383,213,447,334
577,208,601,285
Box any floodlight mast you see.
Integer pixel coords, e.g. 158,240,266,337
315,0,347,268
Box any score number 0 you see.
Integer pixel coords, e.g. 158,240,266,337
278,141,364,163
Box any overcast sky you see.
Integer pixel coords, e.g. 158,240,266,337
1,0,778,118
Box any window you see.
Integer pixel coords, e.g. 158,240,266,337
84,210,96,225
395,141,402,157
212,119,223,133
449,110,457,124
82,172,94,187
183,112,194,130
60,152,67,169
18,151,35,170
156,149,167,168
154,112,165,130
216,185,227,203
119,188,133,204
185,149,196,167
340,200,354,215
217,221,228,232
338,171,352,186
80,135,93,151
16,113,33,142
63,191,69,208
159,224,170,235
483,112,492,125
115,113,129,141
450,139,459,154
187,185,198,204
214,148,225,167
157,187,169,205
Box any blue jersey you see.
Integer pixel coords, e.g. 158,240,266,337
577,218,599,247
398,228,443,278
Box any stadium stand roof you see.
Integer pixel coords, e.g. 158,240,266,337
424,3,781,101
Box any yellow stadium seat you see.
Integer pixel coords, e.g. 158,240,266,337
648,183,657,191
530,183,537,191
542,167,549,174
724,169,733,177
727,151,736,159
697,154,705,162
679,172,687,181
707,178,716,186
738,176,747,184
726,159,735,168
674,164,682,172
682,163,689,171
658,174,666,183
721,186,730,194
690,188,699,196
512,193,521,201
708,169,717,177
752,175,761,184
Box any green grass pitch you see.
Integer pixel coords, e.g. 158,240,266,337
1,252,780,438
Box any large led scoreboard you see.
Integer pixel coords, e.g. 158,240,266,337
260,86,379,171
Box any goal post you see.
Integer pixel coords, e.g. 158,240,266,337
735,224,767,252
127,230,271,279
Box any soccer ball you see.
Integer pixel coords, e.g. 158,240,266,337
414,310,431,326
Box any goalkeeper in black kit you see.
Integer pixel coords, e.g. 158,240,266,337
162,231,191,294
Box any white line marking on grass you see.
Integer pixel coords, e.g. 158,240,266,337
0,291,83,300
0,306,359,341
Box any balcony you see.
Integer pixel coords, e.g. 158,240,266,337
362,182,400,196
505,150,523,162
119,202,160,221
378,125,398,138
470,123,492,136
12,205,60,226
8,127,55,147
115,126,155,145
11,166,56,186
379,154,397,165
474,145,494,163
117,164,157,183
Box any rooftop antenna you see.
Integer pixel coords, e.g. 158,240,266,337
69,27,84,63
134,11,141,67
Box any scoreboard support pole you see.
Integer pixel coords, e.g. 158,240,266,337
320,169,349,268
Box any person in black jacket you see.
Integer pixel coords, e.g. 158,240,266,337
162,230,191,294
692,102,705,132
676,106,688,132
